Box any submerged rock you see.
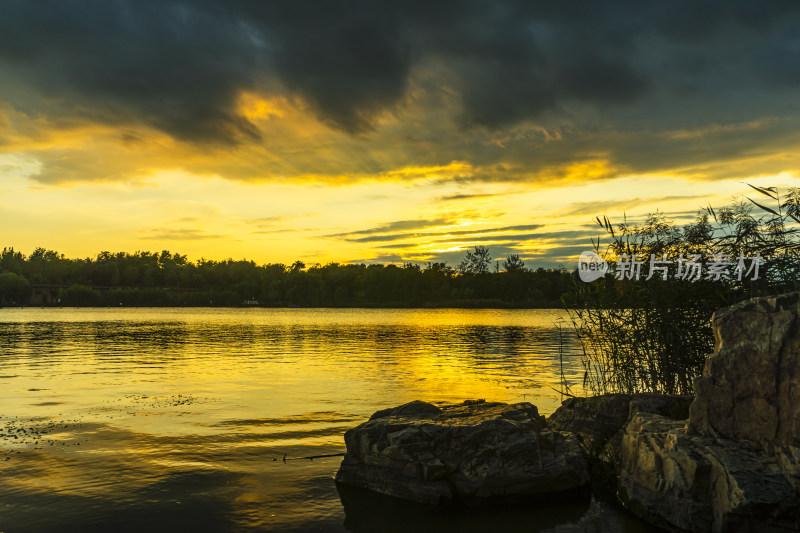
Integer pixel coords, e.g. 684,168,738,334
619,292,800,532
335,400,590,506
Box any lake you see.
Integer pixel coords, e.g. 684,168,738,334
0,308,656,532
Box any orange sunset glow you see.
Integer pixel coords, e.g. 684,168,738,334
2,2,800,267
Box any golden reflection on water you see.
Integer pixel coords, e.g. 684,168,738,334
0,308,625,533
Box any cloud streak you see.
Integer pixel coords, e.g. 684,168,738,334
329,221,546,243
141,229,230,241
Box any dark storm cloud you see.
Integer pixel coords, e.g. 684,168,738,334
0,0,264,143
2,0,800,156
245,3,414,134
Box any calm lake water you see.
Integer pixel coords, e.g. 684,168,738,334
0,308,657,532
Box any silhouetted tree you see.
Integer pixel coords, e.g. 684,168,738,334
458,246,492,274
502,254,526,272
0,272,30,304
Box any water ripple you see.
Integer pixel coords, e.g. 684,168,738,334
0,308,653,532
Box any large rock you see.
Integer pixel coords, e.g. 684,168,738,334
619,293,800,532
689,292,800,445
620,412,800,532
548,393,691,464
335,400,590,506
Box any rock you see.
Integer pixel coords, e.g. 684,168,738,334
619,412,800,533
369,400,443,421
548,394,633,457
619,292,800,532
548,393,691,464
689,292,800,446
335,400,590,506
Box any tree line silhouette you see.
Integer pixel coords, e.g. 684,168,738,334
0,246,573,307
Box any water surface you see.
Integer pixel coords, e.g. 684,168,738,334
0,308,654,532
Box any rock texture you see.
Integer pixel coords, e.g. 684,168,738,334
548,393,691,464
620,412,800,532
619,292,800,532
689,292,800,445
335,400,590,506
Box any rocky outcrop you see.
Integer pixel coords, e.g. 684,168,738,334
620,412,800,532
335,400,590,506
688,292,800,445
335,294,800,528
548,393,691,464
619,292,800,532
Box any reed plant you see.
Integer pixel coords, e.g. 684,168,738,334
564,186,800,395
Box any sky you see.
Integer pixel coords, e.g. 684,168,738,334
2,0,800,268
